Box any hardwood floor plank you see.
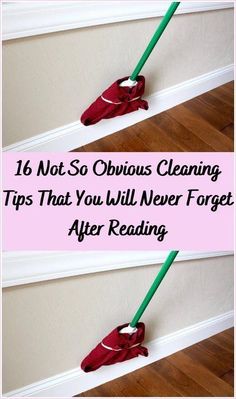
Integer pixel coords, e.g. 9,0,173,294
218,84,234,103
224,81,234,91
183,342,231,377
166,104,233,151
167,351,233,396
209,85,234,107
210,331,234,353
198,339,234,369
134,119,184,151
183,97,232,131
80,138,118,152
152,111,215,151
72,147,86,152
128,365,181,396
105,127,151,152
80,366,181,397
224,327,234,337
151,356,213,396
199,91,234,122
107,374,149,397
80,380,124,397
221,123,234,140
114,119,184,152
221,369,234,387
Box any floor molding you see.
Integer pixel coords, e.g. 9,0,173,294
3,64,234,152
4,310,234,397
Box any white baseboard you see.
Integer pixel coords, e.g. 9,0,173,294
3,64,234,152
4,310,234,397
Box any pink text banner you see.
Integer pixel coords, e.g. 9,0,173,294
3,152,234,250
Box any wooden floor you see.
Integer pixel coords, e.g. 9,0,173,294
74,82,234,152
78,328,234,397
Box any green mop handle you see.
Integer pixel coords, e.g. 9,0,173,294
130,250,179,327
130,2,180,82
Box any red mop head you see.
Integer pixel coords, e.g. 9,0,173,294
81,76,148,126
81,322,148,372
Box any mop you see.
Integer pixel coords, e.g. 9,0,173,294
81,2,180,126
81,250,179,372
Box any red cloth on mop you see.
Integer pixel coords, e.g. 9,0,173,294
81,322,148,372
81,76,148,126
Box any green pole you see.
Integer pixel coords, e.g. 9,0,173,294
130,2,180,81
130,251,179,327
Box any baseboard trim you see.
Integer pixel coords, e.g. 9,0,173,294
4,310,234,397
3,64,234,152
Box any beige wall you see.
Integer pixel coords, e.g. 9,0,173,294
2,255,234,393
3,8,234,147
